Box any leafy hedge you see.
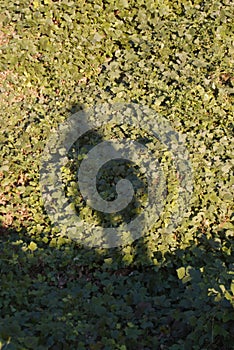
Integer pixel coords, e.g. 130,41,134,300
0,0,233,349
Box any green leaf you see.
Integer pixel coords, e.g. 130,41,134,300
28,241,38,252
177,267,186,280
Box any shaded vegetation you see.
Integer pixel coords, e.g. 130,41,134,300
0,0,233,349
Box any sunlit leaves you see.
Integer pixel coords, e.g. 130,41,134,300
0,0,233,348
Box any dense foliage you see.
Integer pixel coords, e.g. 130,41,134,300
0,0,233,349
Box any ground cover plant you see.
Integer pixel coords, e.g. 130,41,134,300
0,0,233,349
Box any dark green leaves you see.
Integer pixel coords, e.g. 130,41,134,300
0,0,233,348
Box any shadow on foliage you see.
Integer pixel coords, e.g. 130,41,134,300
64,103,150,234
0,222,233,350
0,103,233,350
